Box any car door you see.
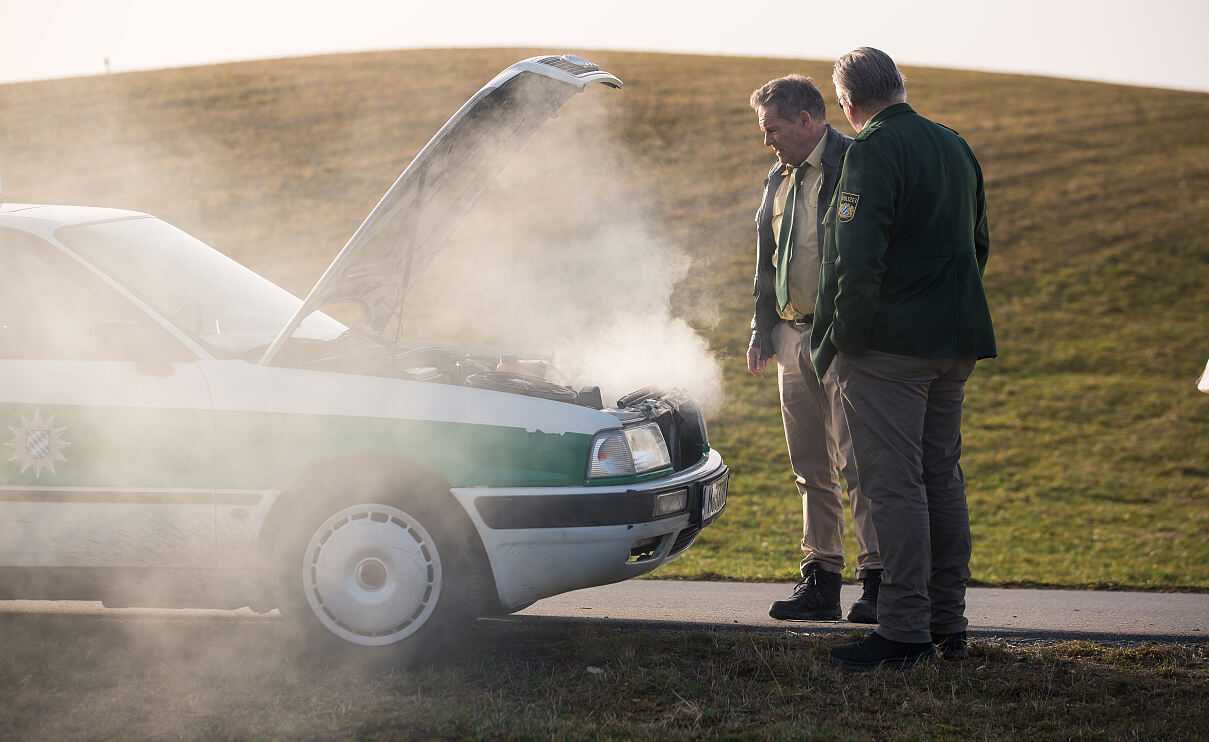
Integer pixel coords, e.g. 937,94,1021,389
0,227,216,569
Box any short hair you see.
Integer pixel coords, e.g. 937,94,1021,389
749,74,826,123
832,47,907,111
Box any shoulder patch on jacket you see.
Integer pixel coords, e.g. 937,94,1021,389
853,120,885,141
838,192,860,222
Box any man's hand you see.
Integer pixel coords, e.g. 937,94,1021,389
747,347,774,378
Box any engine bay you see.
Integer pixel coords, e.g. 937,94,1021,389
266,330,709,471
268,330,603,407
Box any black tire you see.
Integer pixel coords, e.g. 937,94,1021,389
272,468,484,666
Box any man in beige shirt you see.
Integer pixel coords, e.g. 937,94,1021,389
747,74,881,623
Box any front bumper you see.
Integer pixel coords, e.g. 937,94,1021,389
449,449,727,610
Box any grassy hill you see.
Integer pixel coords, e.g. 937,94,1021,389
3,48,1207,589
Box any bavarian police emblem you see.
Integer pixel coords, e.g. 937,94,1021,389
5,410,71,478
838,192,860,223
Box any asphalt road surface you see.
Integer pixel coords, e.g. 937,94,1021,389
510,580,1209,645
4,581,1206,645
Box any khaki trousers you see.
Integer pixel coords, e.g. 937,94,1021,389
835,350,976,643
772,321,880,576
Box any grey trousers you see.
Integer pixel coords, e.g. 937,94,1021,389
773,321,880,576
835,350,976,643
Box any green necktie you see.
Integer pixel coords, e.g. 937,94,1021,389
775,164,808,312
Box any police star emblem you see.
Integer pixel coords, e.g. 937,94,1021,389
838,192,860,222
6,410,71,478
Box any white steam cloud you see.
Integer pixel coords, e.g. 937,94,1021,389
400,89,724,413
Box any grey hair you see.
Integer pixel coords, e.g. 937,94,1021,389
832,47,907,111
749,74,826,123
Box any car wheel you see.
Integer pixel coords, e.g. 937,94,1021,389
273,479,482,665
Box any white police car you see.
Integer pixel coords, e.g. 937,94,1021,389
0,56,727,661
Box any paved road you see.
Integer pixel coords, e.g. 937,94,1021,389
511,580,1209,645
4,581,1206,645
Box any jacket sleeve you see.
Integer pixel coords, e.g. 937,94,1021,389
971,145,990,276
830,139,894,357
749,224,767,356
749,174,779,360
750,266,777,359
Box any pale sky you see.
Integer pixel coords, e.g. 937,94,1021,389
1,0,1207,93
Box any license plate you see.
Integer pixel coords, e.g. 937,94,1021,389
702,472,728,520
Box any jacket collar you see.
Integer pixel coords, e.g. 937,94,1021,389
820,124,846,169
869,102,914,124
766,124,846,178
856,102,915,139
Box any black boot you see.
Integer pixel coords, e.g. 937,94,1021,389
931,631,969,660
768,563,841,620
846,568,882,624
830,631,935,671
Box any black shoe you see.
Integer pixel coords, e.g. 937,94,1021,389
931,631,969,660
829,631,935,672
768,563,842,621
846,568,881,624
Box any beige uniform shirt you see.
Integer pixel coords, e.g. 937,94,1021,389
771,134,827,320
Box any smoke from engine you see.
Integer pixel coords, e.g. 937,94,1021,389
398,90,724,413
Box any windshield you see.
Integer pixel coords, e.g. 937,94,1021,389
56,216,346,355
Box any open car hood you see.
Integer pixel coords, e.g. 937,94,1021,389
260,55,621,365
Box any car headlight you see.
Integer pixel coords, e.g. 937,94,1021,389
588,423,671,479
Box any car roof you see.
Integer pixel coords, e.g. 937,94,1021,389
0,203,149,228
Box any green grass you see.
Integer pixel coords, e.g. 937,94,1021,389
1,611,1206,740
2,49,1207,589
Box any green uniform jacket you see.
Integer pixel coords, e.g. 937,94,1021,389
810,103,997,378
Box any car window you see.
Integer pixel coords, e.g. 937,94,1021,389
0,227,193,361
55,216,346,355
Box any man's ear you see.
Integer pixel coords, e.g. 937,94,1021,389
839,98,860,129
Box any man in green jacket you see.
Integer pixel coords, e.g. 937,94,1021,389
811,47,997,670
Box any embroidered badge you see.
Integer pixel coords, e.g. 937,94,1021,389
5,410,71,478
838,192,860,223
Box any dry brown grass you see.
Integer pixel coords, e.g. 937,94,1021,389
0,607,1206,740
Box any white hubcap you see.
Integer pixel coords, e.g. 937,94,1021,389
302,504,442,646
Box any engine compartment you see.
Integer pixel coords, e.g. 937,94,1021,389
267,330,709,471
